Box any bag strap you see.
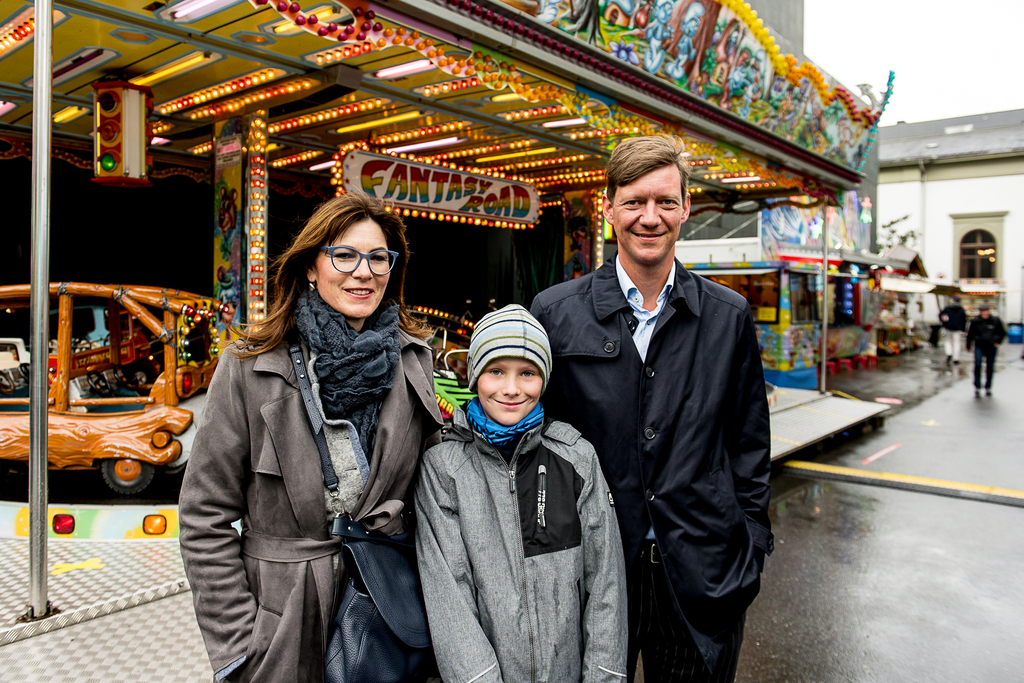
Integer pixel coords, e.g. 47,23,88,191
331,517,414,550
288,342,340,496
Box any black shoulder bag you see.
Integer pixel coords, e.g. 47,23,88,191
288,343,431,683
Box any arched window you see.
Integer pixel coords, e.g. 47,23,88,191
960,230,997,278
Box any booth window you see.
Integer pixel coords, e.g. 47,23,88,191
790,271,820,323
832,276,859,326
706,270,781,323
960,230,996,278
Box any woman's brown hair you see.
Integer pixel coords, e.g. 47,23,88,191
237,191,431,357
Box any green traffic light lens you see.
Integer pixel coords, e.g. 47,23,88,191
100,153,116,172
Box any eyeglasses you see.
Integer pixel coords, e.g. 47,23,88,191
319,246,399,275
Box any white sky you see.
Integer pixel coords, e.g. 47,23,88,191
804,0,1024,125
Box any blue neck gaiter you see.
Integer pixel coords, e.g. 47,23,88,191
465,398,545,447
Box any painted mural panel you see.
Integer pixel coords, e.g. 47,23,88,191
563,190,593,280
213,118,246,336
760,191,873,255
509,0,887,170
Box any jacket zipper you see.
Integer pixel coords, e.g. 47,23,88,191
536,464,547,528
507,447,536,683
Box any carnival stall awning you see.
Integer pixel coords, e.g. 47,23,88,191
691,267,779,276
879,276,935,294
773,244,909,271
1,0,891,219
957,281,1005,294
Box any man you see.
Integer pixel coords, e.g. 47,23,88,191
938,295,967,366
531,136,772,683
966,304,1006,397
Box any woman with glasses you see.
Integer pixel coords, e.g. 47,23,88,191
179,192,444,682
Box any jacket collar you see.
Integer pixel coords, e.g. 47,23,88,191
592,255,700,321
252,342,296,385
449,408,581,452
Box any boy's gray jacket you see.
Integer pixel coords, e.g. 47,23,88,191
415,409,628,683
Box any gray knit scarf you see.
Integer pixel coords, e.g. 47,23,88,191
294,290,400,457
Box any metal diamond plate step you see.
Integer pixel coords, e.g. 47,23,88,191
0,592,213,683
0,537,187,639
770,395,889,461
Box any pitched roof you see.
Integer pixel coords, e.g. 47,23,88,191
878,109,1024,165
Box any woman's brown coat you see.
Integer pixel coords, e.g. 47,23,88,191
179,331,443,682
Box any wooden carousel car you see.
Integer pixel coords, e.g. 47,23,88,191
0,283,225,494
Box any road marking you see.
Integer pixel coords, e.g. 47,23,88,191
51,557,106,576
782,461,1024,508
862,443,902,465
921,419,940,426
830,390,861,401
797,405,850,419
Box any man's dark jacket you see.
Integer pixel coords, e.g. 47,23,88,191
966,314,1006,349
531,257,773,669
939,303,967,331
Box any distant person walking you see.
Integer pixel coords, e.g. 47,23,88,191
938,296,967,366
966,304,1006,397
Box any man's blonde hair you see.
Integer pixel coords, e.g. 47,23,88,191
605,135,691,202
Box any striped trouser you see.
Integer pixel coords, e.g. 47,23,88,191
626,545,745,683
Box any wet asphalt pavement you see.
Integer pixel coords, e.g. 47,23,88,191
737,344,1024,683
5,343,1023,682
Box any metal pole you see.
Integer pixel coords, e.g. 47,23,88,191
27,0,54,620
918,161,927,267
820,223,829,395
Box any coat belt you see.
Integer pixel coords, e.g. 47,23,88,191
241,529,341,563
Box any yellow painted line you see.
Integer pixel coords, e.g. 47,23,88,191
830,390,862,401
784,461,1024,501
51,557,106,576
796,405,853,419
771,435,804,446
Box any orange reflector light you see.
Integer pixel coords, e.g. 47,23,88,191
53,514,75,535
143,514,167,535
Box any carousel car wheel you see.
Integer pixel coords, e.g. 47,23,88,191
0,372,14,395
100,459,155,495
87,370,114,397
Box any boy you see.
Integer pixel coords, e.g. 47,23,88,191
415,304,628,683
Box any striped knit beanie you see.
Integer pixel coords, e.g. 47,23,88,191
468,304,552,394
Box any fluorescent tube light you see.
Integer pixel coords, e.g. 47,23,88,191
721,176,761,183
52,106,90,123
272,8,335,33
491,93,522,102
40,48,111,87
374,60,434,79
385,136,465,154
541,118,587,128
309,160,337,171
476,147,557,163
170,0,241,21
333,111,422,135
131,52,211,87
